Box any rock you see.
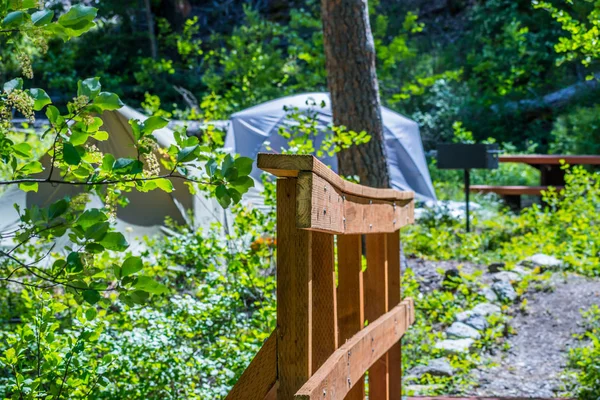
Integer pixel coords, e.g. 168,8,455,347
456,302,501,321
480,287,499,303
446,322,482,339
434,338,475,355
492,280,518,302
488,262,505,273
521,254,563,270
472,302,501,316
492,271,521,283
511,265,532,276
464,314,489,331
407,358,454,378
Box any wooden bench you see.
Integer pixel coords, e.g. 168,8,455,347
470,185,564,210
226,153,416,400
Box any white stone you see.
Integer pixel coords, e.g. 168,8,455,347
471,302,501,316
464,314,488,331
492,280,517,302
511,265,532,276
522,254,563,269
434,338,475,355
492,271,521,283
407,358,454,378
446,322,482,339
480,287,499,303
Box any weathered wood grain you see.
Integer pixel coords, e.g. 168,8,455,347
294,298,415,400
277,178,312,399
365,233,389,399
311,231,338,371
258,153,414,202
337,234,365,400
387,231,402,400
296,172,414,234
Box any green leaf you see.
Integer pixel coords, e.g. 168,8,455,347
19,161,43,175
70,130,89,146
215,184,231,208
130,290,149,304
121,256,143,277
12,143,32,159
112,158,142,174
100,232,128,251
177,145,199,163
3,78,23,93
28,88,51,111
58,5,97,28
2,11,27,27
93,92,123,111
85,222,109,241
85,308,97,321
31,9,54,26
92,130,109,141
134,276,168,295
101,154,115,172
155,178,173,192
77,209,108,229
142,116,169,135
4,348,17,364
48,199,68,219
85,243,104,254
45,105,62,125
77,77,100,100
19,182,38,192
62,143,81,165
66,252,83,273
234,157,254,176
221,154,235,177
82,289,101,305
229,176,254,194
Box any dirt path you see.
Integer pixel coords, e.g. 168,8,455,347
468,274,600,397
405,258,600,397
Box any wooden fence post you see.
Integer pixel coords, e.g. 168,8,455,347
386,230,402,400
277,178,312,399
365,233,389,399
337,234,365,399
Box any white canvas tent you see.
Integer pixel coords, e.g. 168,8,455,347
0,106,227,251
224,93,436,202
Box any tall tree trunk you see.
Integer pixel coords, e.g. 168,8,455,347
143,0,158,59
321,0,390,188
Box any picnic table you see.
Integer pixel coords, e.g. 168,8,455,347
470,154,600,209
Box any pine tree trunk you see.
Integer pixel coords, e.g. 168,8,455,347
321,0,390,188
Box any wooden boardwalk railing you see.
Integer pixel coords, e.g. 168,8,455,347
226,154,416,400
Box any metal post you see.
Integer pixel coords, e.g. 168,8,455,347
464,169,470,233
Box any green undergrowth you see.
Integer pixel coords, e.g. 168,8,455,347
406,166,600,278
562,305,600,399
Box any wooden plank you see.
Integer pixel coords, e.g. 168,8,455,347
258,153,414,202
311,231,338,371
296,172,414,234
337,234,365,400
499,154,600,165
277,178,313,399
386,231,402,400
294,298,415,400
225,331,277,400
364,233,389,400
470,185,564,196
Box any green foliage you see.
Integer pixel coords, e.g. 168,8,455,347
550,105,600,154
565,305,600,399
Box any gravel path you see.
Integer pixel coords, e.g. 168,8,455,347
469,274,600,397
406,258,600,397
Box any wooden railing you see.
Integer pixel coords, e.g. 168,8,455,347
226,154,416,400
